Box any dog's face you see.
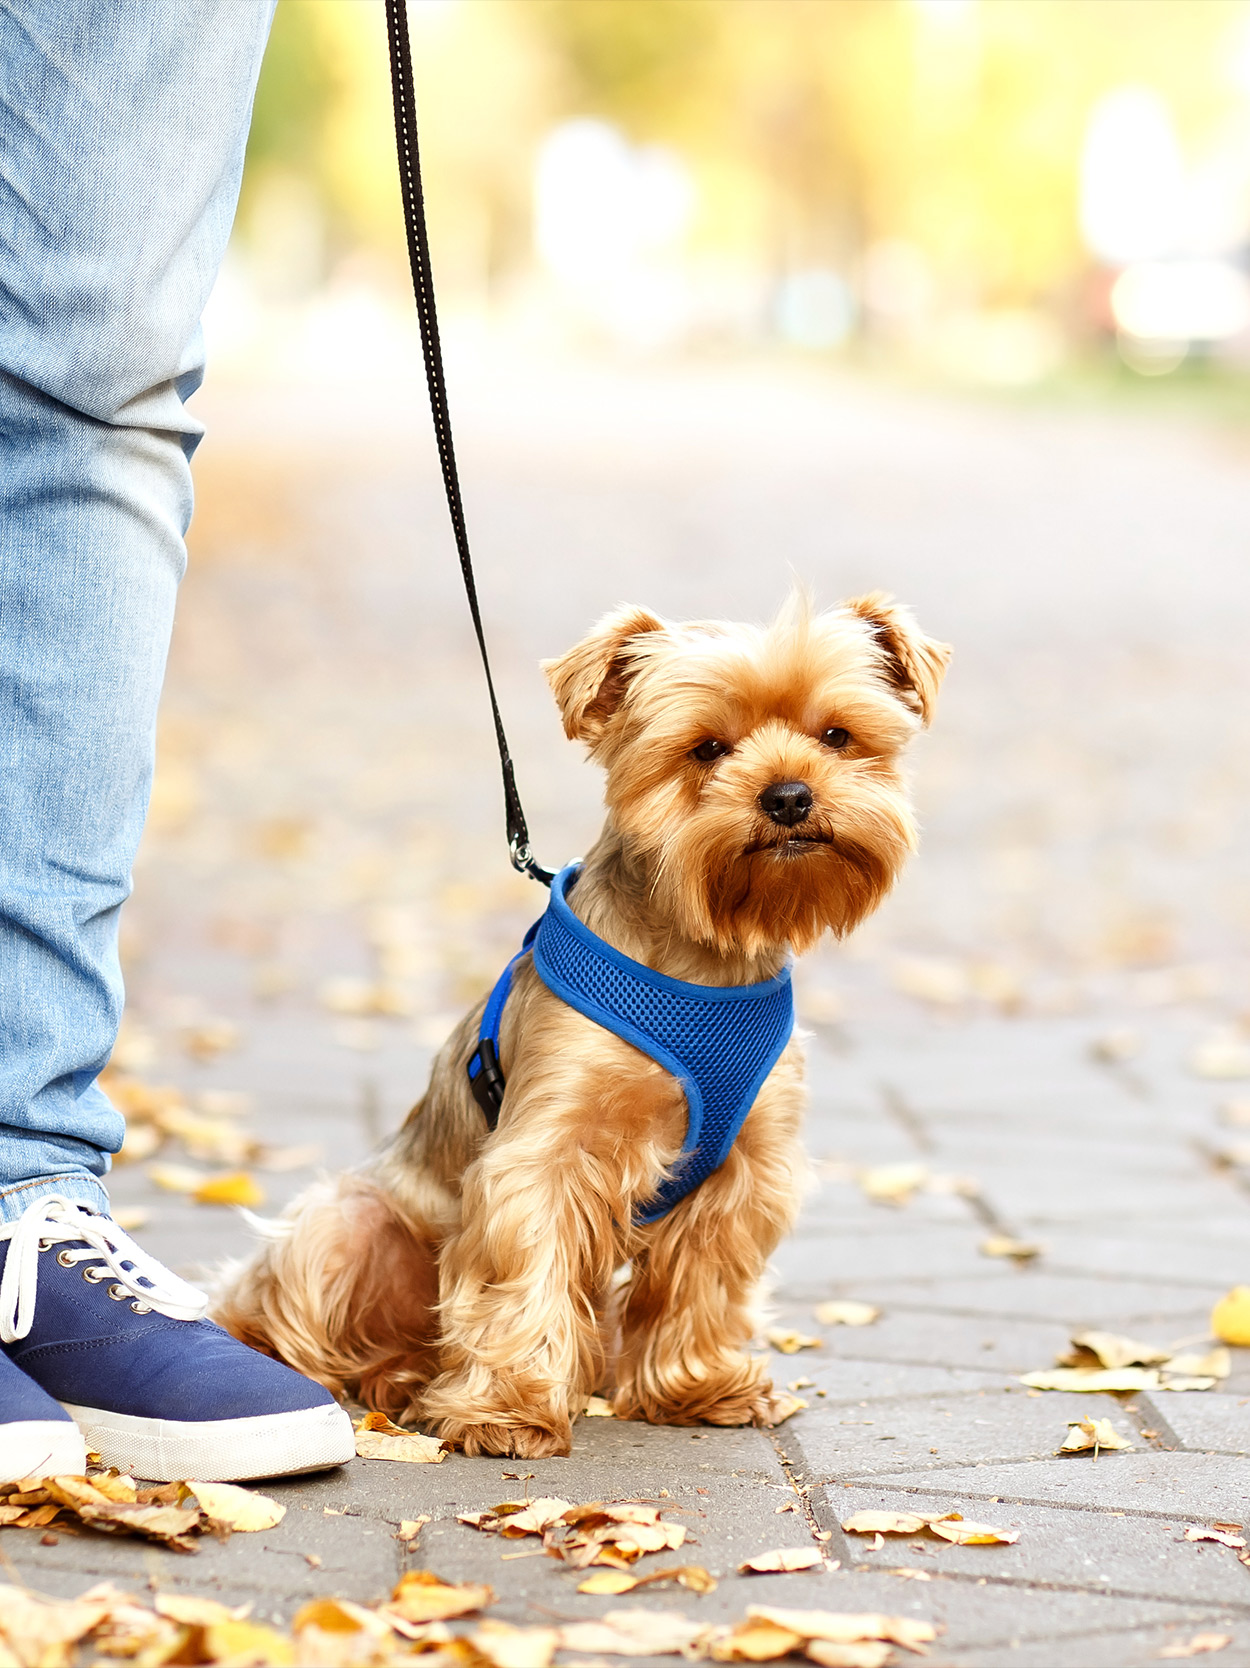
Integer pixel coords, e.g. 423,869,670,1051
544,594,950,957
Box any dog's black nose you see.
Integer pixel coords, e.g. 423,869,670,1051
759,780,813,827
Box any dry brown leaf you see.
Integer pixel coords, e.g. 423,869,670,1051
979,1235,1042,1263
805,1644,894,1668
495,1498,575,1537
765,1330,823,1355
739,1547,824,1573
292,1597,396,1665
558,1611,712,1658
584,1396,616,1417
354,1412,447,1464
189,1479,285,1531
0,1584,113,1664
710,1617,806,1661
1058,1417,1134,1456
759,1392,807,1427
44,1476,202,1551
1019,1367,1160,1393
812,1302,879,1327
841,1511,956,1537
386,1570,496,1625
747,1607,936,1654
193,1169,265,1207
1059,1330,1172,1371
397,1515,431,1543
1185,1527,1246,1548
470,1619,561,1668
1158,1635,1233,1659
155,1592,251,1626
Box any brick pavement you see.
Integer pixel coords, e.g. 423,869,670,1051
8,349,1250,1664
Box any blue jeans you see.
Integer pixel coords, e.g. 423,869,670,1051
0,1,275,1224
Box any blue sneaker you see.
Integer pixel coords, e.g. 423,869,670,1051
0,1350,87,1481
0,1196,355,1482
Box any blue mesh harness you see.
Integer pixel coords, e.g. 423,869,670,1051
467,862,794,1222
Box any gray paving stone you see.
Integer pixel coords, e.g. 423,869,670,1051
786,1386,1131,1479
770,1305,1072,1376
1138,1389,1250,1455
864,1450,1250,1521
817,1480,1250,1609
801,1271,1222,1327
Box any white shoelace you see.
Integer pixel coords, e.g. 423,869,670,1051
0,1194,208,1345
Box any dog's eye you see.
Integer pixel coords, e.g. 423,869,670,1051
691,738,732,763
820,727,851,750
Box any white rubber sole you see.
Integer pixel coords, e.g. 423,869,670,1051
0,1419,87,1482
61,1400,356,1482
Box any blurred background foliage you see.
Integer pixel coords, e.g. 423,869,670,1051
219,0,1250,387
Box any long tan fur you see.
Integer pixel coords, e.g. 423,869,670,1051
215,594,949,1457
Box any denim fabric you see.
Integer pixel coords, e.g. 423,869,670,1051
0,1,275,1221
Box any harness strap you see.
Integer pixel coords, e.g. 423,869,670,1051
467,865,795,1219
384,0,552,888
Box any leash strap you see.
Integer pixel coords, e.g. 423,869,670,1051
384,0,553,887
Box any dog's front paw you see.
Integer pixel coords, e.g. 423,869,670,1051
614,1356,774,1428
440,1418,571,1459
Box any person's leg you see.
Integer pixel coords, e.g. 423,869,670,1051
0,0,353,1478
0,0,275,1212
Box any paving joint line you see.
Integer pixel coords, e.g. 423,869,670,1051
822,1477,1250,1524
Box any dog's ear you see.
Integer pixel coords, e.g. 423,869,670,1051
844,592,951,726
543,605,666,742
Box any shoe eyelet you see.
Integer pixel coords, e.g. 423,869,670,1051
56,1250,75,1268
107,1283,128,1301
82,1265,106,1283
130,1301,152,1315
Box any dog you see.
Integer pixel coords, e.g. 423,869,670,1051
215,591,949,1458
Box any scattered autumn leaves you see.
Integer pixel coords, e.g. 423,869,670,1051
1021,1329,1231,1395
0,1472,285,1553
105,1066,320,1211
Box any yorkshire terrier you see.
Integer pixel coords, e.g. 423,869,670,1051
216,592,949,1458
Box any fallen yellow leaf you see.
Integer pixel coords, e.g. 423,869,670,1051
470,1618,561,1668
711,1616,806,1661
145,1161,205,1194
396,1516,430,1543
188,1480,285,1532
385,1570,495,1624
192,1169,265,1207
1020,1367,1160,1393
760,1392,807,1427
1212,1286,1250,1347
980,1235,1042,1263
155,1593,251,1626
812,1301,880,1327
1058,1417,1134,1456
1158,1634,1233,1659
354,1412,447,1465
858,1164,927,1205
578,1566,717,1595
1059,1330,1171,1370
739,1547,824,1573
928,1519,1020,1545
201,1618,295,1665
805,1644,894,1668
765,1329,822,1355
841,1511,957,1536
747,1607,936,1653
1185,1527,1246,1548
576,1569,639,1595
584,1395,615,1417
558,1610,712,1657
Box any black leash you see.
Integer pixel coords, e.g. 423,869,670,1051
384,0,554,888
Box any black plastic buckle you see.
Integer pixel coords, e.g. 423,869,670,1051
468,1037,506,1129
